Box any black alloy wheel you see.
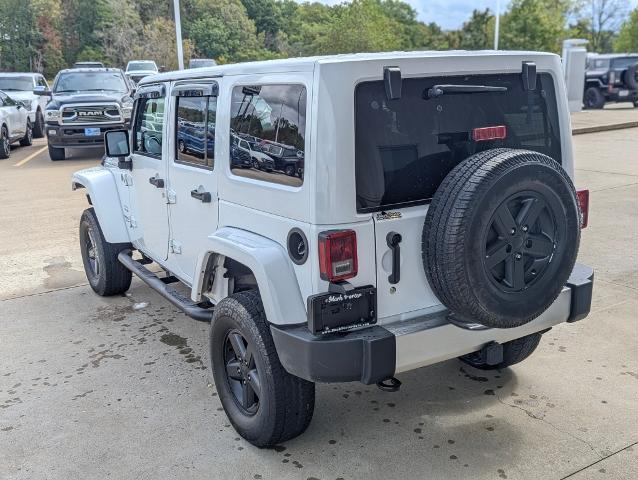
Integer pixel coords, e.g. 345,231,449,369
84,224,101,279
483,192,557,292
223,329,261,415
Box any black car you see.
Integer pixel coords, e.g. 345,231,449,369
584,54,638,109
37,68,134,161
259,141,303,177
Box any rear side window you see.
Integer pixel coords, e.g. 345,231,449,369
175,96,216,169
229,84,306,187
355,73,561,212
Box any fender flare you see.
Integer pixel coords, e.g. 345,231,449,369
193,227,306,326
72,167,130,244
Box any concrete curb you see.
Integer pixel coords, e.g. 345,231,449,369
572,121,638,135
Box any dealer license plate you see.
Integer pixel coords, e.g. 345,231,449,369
307,286,377,334
85,128,100,136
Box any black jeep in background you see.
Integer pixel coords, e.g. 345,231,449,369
584,54,638,109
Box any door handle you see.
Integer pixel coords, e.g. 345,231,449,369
148,176,164,188
190,188,211,203
386,231,402,284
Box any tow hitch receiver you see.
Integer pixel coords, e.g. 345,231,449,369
377,377,402,392
476,342,504,366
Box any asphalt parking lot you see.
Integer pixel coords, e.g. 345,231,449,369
1,125,637,479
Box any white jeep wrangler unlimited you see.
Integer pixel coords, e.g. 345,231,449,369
72,51,593,447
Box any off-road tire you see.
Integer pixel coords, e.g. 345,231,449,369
285,165,295,176
422,148,580,329
0,126,10,159
79,208,132,296
33,110,45,138
460,333,543,370
584,87,605,109
624,63,638,90
19,119,33,147
210,290,315,447
48,144,65,161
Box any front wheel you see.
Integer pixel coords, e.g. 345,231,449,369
79,208,132,296
284,165,295,176
0,126,10,159
460,333,543,370
33,110,45,138
48,144,65,161
210,290,315,447
19,119,33,147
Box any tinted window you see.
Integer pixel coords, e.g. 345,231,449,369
355,73,561,212
128,62,157,71
230,84,306,187
133,97,165,157
175,95,216,168
611,57,638,69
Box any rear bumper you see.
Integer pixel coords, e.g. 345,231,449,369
46,122,129,148
606,88,638,102
270,264,594,384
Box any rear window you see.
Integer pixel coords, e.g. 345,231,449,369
355,73,561,212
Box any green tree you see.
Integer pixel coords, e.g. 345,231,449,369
135,17,194,71
96,0,143,67
0,0,38,71
458,9,493,50
187,0,266,62
615,7,638,52
500,0,571,53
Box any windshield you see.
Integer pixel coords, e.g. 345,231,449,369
128,62,156,72
355,72,561,212
0,77,33,91
54,72,128,93
611,57,638,69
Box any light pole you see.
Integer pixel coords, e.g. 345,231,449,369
494,0,501,50
173,0,184,70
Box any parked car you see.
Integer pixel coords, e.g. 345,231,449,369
189,59,217,69
40,67,134,161
232,134,274,171
0,90,32,158
259,140,303,176
125,60,159,85
72,51,593,448
584,53,638,108
73,61,105,69
177,124,214,159
0,73,50,138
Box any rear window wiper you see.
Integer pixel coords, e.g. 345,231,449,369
425,84,508,99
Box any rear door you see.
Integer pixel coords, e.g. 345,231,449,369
167,81,219,283
129,84,170,260
355,72,562,319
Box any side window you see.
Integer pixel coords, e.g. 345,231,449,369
229,84,306,187
133,96,165,158
39,77,48,88
175,95,216,169
2,94,15,107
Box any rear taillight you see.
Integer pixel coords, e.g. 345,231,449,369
576,189,589,228
318,230,358,282
472,125,507,142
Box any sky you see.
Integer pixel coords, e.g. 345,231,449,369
304,0,638,31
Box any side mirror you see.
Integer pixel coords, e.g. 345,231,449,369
33,86,52,96
105,130,130,158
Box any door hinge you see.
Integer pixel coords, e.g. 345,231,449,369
167,189,177,204
170,239,182,254
120,173,133,186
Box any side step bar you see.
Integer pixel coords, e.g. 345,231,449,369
118,250,213,322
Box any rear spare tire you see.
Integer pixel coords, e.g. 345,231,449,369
624,63,638,90
422,148,580,329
